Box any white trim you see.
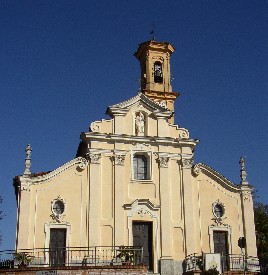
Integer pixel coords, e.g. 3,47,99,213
193,163,241,191
83,132,198,146
44,222,71,266
107,92,171,112
29,157,88,184
124,199,160,273
208,225,232,254
131,150,152,181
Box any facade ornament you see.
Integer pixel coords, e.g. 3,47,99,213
137,208,152,217
212,200,227,225
152,56,164,62
239,157,248,185
90,122,100,132
166,52,170,60
146,52,150,61
192,164,201,176
135,112,145,136
20,180,31,192
242,191,251,202
182,157,194,169
78,158,88,170
114,154,126,166
241,188,252,202
155,101,167,108
178,129,189,139
23,144,32,176
51,195,66,223
88,153,101,164
158,156,169,168
132,143,151,150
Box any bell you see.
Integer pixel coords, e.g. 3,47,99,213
155,70,161,77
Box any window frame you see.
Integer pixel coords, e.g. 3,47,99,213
131,151,151,181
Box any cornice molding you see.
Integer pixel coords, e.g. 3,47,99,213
124,199,160,212
192,163,241,192
106,92,172,117
25,157,88,185
83,132,198,147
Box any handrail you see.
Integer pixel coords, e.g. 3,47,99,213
0,246,144,269
183,253,260,273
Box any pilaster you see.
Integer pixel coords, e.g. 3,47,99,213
158,154,172,259
241,185,257,256
181,156,196,256
113,151,127,246
88,153,101,246
16,177,32,249
112,110,128,135
155,113,170,137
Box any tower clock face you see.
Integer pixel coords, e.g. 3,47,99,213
53,200,65,215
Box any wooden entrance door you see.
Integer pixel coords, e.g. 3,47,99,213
133,222,153,271
49,229,66,267
213,231,228,270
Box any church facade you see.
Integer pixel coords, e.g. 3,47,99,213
14,40,257,274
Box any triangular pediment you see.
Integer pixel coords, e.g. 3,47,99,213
106,92,172,117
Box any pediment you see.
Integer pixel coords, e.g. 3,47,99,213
106,92,172,117
124,199,160,218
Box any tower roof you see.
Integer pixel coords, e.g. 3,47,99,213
134,40,175,61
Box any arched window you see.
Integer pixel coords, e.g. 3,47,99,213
154,62,163,83
133,154,148,180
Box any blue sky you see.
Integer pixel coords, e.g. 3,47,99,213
0,0,267,250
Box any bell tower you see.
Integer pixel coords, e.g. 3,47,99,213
134,40,179,123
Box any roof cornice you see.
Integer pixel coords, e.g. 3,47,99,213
82,132,198,147
193,163,243,192
19,157,88,186
106,92,172,117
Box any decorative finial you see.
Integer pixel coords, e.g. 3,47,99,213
150,22,156,41
24,144,32,176
239,156,248,185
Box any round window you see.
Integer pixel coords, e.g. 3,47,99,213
214,204,224,218
53,200,65,215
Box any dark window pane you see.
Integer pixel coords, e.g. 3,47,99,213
134,155,148,180
214,204,223,217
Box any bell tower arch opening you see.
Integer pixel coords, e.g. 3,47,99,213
153,61,163,83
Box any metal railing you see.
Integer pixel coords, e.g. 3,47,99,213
184,253,260,273
0,246,143,269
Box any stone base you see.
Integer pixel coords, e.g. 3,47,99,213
174,260,183,275
159,258,174,275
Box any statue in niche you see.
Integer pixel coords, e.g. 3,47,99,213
135,112,145,136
